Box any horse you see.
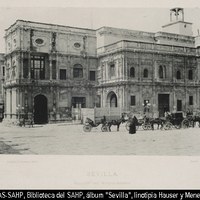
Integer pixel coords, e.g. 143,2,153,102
149,118,165,130
188,115,200,127
107,113,128,132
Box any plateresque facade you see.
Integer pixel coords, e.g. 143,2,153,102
3,8,200,123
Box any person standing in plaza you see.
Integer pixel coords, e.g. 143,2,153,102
129,115,138,134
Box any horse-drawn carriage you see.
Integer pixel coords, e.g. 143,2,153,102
83,117,108,132
181,111,200,128
82,108,128,132
83,108,200,132
125,111,187,131
125,117,152,131
163,111,184,130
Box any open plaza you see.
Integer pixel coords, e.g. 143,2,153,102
0,123,200,155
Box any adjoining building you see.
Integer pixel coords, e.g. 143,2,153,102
2,7,200,124
96,8,200,117
3,20,97,123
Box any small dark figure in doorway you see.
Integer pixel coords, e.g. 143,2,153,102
129,116,138,134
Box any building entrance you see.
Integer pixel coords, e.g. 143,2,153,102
34,94,48,124
107,92,117,107
158,94,170,117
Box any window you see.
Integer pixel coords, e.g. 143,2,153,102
60,69,66,80
130,67,135,78
159,65,167,79
189,96,193,105
110,64,115,78
163,65,167,78
159,66,163,78
89,71,96,81
52,60,56,80
176,70,181,79
130,96,136,106
143,69,148,78
74,43,81,48
188,70,193,80
35,38,44,45
73,64,83,78
71,97,86,108
31,55,45,80
23,59,29,78
177,100,182,111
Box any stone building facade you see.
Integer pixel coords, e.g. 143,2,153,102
96,8,200,117
4,20,97,123
0,53,5,98
0,54,5,121
3,8,200,124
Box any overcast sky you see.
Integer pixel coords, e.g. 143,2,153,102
1,0,200,53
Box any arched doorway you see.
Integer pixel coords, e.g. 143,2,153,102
107,92,118,107
34,94,48,124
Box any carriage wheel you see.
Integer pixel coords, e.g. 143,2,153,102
182,119,189,129
125,122,130,131
148,124,153,130
101,125,108,132
142,123,150,130
83,125,92,132
164,122,172,130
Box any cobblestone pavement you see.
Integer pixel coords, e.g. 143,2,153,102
0,123,200,155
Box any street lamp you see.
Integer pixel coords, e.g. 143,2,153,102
142,100,151,116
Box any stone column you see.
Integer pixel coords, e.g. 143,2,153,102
18,53,23,79
10,89,12,119
49,57,52,80
28,53,31,79
56,54,59,80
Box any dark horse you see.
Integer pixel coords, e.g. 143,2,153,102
107,113,128,131
144,116,165,130
149,118,165,130
187,115,200,127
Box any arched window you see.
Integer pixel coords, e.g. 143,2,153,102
159,66,163,78
176,70,181,79
130,67,135,78
110,93,117,107
143,69,148,78
163,65,167,78
73,64,83,78
188,69,193,80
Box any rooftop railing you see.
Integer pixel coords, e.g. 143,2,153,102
97,40,197,56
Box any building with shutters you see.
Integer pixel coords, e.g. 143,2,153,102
3,7,200,124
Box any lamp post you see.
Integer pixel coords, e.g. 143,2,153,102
142,100,151,117
16,104,21,120
16,104,24,124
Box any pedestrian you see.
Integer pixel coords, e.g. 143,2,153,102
129,115,137,134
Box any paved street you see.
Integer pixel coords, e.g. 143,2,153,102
0,122,200,155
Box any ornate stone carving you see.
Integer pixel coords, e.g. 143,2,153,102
51,32,56,52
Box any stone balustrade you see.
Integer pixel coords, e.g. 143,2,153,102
97,40,197,56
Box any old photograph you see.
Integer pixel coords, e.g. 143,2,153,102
0,0,200,189
1,5,200,155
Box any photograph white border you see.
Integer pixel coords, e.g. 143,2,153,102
0,0,200,189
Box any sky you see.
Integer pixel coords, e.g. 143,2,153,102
1,0,200,52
